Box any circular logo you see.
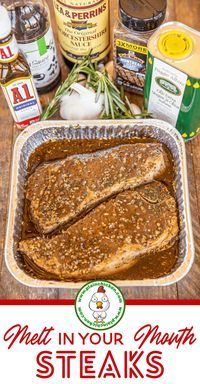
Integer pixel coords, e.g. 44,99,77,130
158,30,193,60
75,281,125,330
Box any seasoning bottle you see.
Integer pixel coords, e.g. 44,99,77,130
53,0,110,66
7,0,61,93
113,0,167,95
0,5,42,129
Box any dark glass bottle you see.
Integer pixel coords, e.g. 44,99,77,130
7,0,61,93
53,0,110,67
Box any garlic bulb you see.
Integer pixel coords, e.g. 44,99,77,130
60,83,104,120
129,103,142,119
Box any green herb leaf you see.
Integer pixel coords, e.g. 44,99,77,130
41,55,152,121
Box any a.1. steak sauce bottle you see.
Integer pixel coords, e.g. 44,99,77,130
0,5,42,129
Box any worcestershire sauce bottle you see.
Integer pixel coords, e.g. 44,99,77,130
8,0,61,93
0,5,42,129
53,0,110,67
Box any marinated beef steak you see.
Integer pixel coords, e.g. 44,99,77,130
19,182,179,281
26,143,169,234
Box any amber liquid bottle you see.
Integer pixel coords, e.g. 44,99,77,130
53,0,110,67
7,0,61,93
0,5,42,129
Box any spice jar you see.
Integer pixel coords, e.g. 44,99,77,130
113,0,167,95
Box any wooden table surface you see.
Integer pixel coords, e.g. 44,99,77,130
0,0,200,300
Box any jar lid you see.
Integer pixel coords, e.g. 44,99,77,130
119,0,167,32
158,30,193,60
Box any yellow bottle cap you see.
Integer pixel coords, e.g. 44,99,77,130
158,30,193,59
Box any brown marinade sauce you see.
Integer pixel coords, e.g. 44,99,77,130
21,136,179,281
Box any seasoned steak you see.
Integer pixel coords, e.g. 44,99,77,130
19,182,179,281
26,144,169,234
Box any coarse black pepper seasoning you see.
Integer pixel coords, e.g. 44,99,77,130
113,0,167,95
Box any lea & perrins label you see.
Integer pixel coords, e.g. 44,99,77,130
53,0,110,63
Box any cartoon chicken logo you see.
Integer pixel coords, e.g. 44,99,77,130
89,286,110,324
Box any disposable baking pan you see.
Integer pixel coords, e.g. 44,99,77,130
5,119,194,289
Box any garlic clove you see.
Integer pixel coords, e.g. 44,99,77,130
70,82,94,97
77,73,87,86
129,103,142,119
105,61,114,81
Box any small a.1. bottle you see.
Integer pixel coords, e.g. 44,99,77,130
0,5,42,130
8,0,61,93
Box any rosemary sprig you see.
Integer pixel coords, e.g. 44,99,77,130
41,56,151,121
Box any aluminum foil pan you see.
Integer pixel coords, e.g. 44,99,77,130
5,119,194,289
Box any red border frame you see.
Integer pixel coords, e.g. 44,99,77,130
0,300,200,305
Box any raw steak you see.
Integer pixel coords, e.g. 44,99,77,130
26,143,169,234
19,182,179,281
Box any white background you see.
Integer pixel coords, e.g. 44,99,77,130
0,304,199,383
